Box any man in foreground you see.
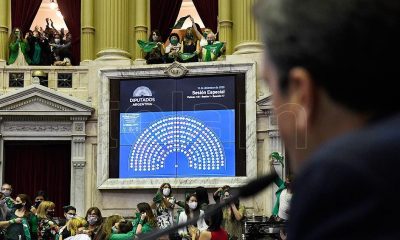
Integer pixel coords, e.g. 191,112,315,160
255,0,400,239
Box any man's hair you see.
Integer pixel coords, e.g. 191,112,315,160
255,0,400,116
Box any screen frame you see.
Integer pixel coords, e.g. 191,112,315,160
97,61,257,189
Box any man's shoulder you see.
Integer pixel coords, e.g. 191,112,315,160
306,113,400,173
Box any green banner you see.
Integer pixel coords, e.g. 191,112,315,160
173,15,190,29
137,40,158,53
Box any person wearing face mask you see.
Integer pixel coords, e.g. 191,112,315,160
84,207,102,239
151,183,176,232
179,27,200,62
3,194,37,240
220,188,245,240
178,193,208,240
132,203,157,235
7,28,31,66
50,34,63,64
165,33,181,63
30,191,47,215
36,201,59,240
57,205,77,235
1,184,15,211
200,33,225,62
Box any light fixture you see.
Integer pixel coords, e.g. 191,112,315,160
49,0,58,10
56,8,63,19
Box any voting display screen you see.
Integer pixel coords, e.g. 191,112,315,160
118,76,237,178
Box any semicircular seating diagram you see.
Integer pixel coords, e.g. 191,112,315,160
129,116,226,172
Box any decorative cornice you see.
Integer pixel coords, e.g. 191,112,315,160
1,96,73,111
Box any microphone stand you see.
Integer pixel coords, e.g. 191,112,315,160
137,172,278,240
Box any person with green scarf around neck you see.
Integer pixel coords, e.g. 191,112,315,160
108,203,157,240
8,28,31,66
269,152,292,220
3,194,37,240
132,202,157,235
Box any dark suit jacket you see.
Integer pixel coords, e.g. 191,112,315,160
288,113,400,240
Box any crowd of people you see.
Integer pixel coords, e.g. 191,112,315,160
0,182,247,240
8,18,72,67
140,16,225,64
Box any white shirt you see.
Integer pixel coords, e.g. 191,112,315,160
278,189,292,220
178,210,208,238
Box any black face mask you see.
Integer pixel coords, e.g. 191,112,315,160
207,40,214,45
47,211,55,217
14,203,24,209
35,201,42,208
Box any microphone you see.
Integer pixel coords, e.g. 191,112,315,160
137,172,278,240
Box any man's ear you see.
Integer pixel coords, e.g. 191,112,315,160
287,67,315,131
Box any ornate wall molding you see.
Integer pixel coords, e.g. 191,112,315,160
2,122,71,133
1,96,73,111
164,62,189,78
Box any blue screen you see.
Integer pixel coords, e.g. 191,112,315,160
119,76,236,178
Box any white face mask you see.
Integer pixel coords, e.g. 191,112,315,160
54,39,60,44
66,213,75,220
188,202,198,210
1,190,11,197
162,188,170,196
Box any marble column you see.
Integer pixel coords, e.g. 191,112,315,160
218,0,233,55
134,0,148,61
95,0,131,61
81,0,95,62
232,0,263,55
0,0,8,65
128,0,136,59
70,118,87,216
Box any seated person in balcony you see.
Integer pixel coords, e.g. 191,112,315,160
8,28,31,66
27,30,43,65
200,33,225,62
144,30,165,64
165,33,181,63
179,27,200,62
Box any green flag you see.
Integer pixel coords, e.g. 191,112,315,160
179,52,197,61
173,15,190,29
137,40,158,53
202,42,224,61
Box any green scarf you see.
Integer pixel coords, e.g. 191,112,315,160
202,42,224,62
31,42,42,65
179,52,197,61
8,40,31,65
137,40,158,53
21,218,31,240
